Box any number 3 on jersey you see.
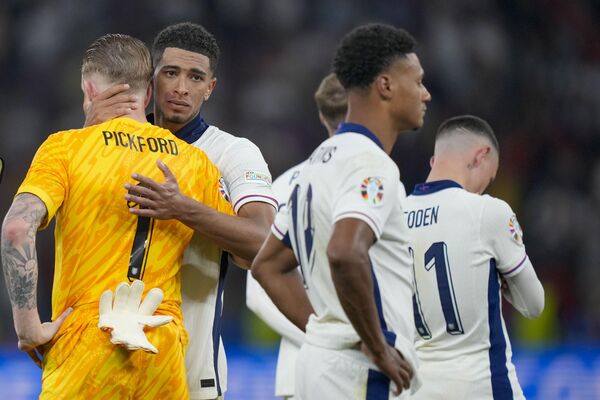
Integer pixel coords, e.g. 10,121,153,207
288,183,315,288
412,242,464,339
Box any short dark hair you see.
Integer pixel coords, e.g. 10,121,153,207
333,23,416,90
152,22,220,74
436,115,500,153
82,33,152,91
314,73,347,129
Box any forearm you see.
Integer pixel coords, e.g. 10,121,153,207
246,273,305,346
1,233,39,313
177,195,269,261
253,267,313,332
331,256,387,356
504,260,545,319
1,194,46,337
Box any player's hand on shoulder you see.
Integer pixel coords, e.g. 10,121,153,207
83,83,138,127
98,280,173,354
361,342,412,395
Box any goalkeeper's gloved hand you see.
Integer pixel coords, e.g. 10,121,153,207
98,280,173,354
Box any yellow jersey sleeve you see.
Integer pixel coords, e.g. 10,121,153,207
17,132,69,229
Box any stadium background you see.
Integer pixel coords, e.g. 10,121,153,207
0,0,598,398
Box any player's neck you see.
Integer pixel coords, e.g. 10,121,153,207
123,108,148,124
346,110,398,154
426,164,467,188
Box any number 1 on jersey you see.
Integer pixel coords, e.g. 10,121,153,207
413,242,464,338
289,183,315,288
128,216,155,281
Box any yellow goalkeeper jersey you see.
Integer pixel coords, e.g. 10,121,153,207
17,117,232,323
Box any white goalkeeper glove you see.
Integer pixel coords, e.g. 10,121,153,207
98,280,173,354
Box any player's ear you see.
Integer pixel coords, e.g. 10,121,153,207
429,156,435,168
375,74,393,101
204,77,217,101
82,79,97,102
473,146,491,167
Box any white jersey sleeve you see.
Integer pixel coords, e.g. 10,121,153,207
481,197,529,277
219,137,278,213
332,152,399,239
271,203,291,246
503,261,545,319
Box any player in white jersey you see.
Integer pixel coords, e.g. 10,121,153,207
252,24,431,399
85,23,277,400
404,115,544,400
246,73,347,399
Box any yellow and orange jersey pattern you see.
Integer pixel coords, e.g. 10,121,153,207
17,117,232,324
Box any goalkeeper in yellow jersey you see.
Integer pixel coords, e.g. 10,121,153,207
1,33,232,399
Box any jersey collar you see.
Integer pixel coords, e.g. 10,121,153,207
335,122,384,150
412,180,463,195
147,113,210,145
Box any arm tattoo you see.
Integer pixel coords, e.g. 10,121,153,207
1,193,47,310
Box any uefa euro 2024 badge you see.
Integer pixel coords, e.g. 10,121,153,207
508,214,523,243
360,177,384,206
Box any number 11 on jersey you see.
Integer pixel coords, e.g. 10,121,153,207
412,242,464,339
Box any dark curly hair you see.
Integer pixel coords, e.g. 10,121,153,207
152,22,220,74
333,23,416,90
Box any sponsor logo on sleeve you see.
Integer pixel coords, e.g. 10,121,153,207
360,177,384,205
508,214,523,243
244,170,272,185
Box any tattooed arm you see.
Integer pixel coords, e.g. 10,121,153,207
1,193,71,359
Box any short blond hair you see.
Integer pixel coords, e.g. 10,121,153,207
82,34,152,91
314,73,347,129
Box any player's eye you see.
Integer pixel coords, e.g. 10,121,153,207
164,70,177,77
190,75,203,82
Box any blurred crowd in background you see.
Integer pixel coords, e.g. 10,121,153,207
0,0,598,348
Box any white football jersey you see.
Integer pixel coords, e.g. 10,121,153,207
182,124,277,400
404,180,528,399
246,160,307,397
272,123,421,395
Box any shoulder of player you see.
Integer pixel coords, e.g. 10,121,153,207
349,148,398,178
480,194,516,225
202,125,261,150
273,161,307,185
197,126,267,165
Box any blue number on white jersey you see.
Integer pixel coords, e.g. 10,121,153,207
289,183,315,288
413,242,464,338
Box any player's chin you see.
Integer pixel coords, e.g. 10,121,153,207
166,113,187,124
411,117,425,130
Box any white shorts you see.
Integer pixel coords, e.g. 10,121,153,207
295,343,409,400
408,363,525,400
